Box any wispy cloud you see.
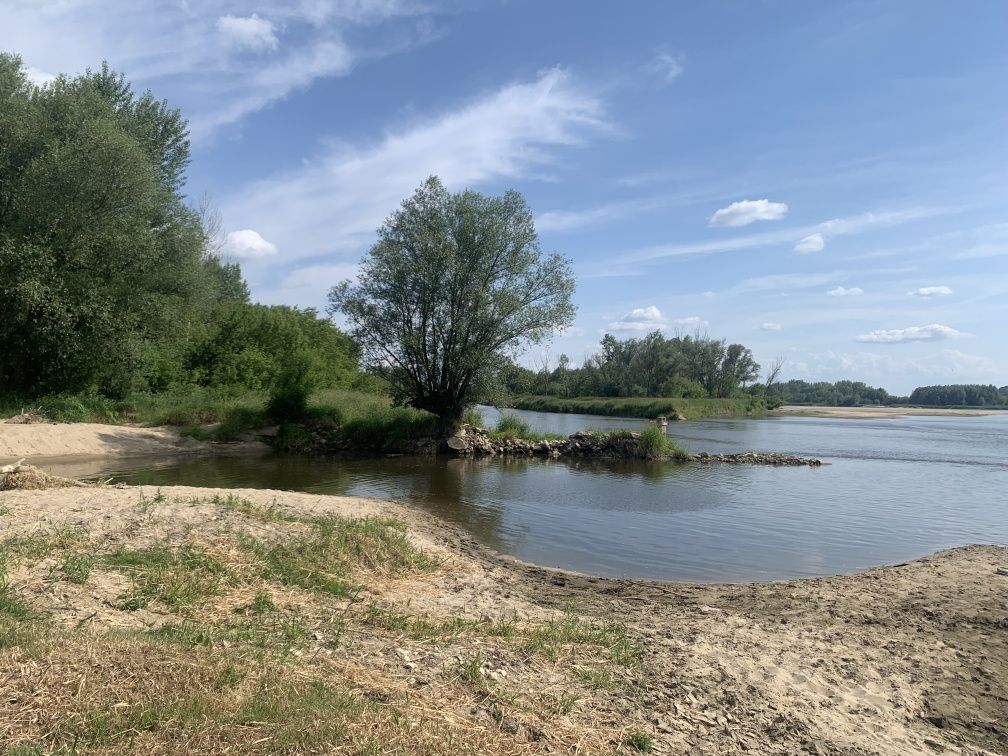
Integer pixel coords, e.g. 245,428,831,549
908,285,952,297
223,68,608,299
760,322,782,331
619,206,945,264
827,286,863,297
856,324,962,343
646,50,685,85
794,232,825,253
709,199,788,227
731,272,846,294
217,13,279,51
0,0,436,137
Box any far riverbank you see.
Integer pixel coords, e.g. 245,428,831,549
771,404,1005,419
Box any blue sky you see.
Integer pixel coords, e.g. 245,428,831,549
4,1,1006,393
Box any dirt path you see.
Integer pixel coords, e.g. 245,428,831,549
1,484,1005,754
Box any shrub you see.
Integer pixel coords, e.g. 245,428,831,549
266,353,318,422
494,413,531,439
636,425,690,460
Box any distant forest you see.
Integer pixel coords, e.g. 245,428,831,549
502,328,1007,408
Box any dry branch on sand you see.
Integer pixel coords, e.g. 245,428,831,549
0,462,88,491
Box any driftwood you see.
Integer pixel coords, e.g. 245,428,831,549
0,458,29,474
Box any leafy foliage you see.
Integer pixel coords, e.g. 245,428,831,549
0,55,364,403
329,176,575,423
502,330,760,400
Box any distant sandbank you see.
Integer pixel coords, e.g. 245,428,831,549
771,405,1004,419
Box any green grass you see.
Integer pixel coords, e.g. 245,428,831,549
626,729,654,752
242,515,436,598
103,544,232,611
636,425,690,460
489,412,565,442
509,395,767,421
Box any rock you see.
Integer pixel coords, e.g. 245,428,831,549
446,434,469,451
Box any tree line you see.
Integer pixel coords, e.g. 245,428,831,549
768,380,1008,408
908,384,1008,407
0,54,363,402
500,331,762,400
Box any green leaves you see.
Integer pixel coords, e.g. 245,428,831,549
328,176,576,422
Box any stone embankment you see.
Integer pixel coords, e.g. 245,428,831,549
439,425,822,466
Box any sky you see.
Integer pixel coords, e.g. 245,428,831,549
3,0,1007,394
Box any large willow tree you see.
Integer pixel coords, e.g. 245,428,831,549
329,176,575,425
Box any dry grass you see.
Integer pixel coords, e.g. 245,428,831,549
0,465,88,492
0,490,640,755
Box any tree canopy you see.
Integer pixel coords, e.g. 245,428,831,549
502,330,760,400
328,176,575,423
0,54,361,400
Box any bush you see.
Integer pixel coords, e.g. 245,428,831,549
266,353,318,422
636,425,690,460
494,413,531,439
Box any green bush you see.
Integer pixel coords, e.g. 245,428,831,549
636,425,690,460
495,413,531,438
266,353,318,422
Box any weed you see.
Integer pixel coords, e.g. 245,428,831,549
105,545,231,611
458,651,486,687
59,553,93,584
626,729,653,752
551,692,580,715
244,516,434,598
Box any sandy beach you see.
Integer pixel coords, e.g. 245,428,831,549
0,421,268,462
0,424,1005,754
0,483,1003,753
770,405,1004,420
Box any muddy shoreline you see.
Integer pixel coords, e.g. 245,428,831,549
1,481,1005,754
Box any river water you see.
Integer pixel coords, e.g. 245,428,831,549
55,408,1008,582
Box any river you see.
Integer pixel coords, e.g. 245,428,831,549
53,408,1008,582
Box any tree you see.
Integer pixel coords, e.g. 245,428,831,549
328,176,575,425
0,54,232,396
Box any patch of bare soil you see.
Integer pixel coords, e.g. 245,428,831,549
0,485,1005,755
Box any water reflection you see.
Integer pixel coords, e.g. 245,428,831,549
40,411,1008,582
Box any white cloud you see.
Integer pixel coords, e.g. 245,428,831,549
223,69,607,272
610,305,665,331
908,285,952,297
702,290,715,298
827,286,863,297
646,51,684,85
731,271,845,294
222,229,278,259
671,315,709,329
256,262,359,307
760,322,782,331
217,13,279,52
708,199,788,228
0,1,434,138
613,206,945,265
794,232,825,253
24,65,56,86
856,324,961,344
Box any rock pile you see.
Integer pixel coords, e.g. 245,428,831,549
692,451,822,466
441,426,823,466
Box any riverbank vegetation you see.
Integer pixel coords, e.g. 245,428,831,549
769,380,1008,408
507,395,765,421
0,486,648,753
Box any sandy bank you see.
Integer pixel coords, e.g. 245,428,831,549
771,404,1003,419
0,421,267,462
1,482,1005,754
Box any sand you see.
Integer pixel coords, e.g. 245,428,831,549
771,405,1003,419
1,481,1005,755
0,421,267,462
